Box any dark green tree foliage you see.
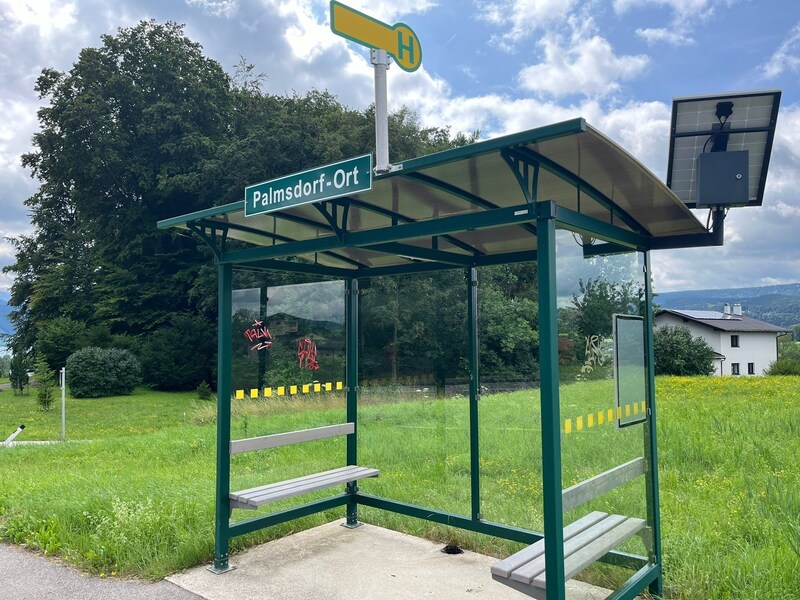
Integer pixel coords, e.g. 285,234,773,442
653,325,715,376
4,22,477,370
9,353,30,395
0,354,10,379
67,347,142,398
33,357,56,411
140,315,215,391
572,278,643,340
4,20,229,354
36,316,87,371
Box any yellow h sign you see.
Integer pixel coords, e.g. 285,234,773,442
330,1,422,72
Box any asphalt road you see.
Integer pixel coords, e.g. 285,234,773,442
0,542,203,600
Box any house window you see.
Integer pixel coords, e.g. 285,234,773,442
731,363,740,375
748,362,755,375
731,334,740,348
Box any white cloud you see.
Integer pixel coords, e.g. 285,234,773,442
475,0,578,51
185,0,239,18
518,24,649,98
614,0,735,46
635,27,693,46
761,22,800,79
0,0,78,37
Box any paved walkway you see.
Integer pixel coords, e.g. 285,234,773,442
0,542,203,600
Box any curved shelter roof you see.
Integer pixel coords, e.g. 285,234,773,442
158,118,710,275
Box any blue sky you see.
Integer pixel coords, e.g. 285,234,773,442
1,0,799,293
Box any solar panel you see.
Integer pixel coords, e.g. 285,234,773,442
666,90,781,208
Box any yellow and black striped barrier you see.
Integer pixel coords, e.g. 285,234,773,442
564,401,647,434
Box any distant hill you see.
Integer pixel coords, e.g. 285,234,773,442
657,283,800,328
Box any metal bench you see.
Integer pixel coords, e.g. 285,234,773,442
492,457,647,598
228,423,379,510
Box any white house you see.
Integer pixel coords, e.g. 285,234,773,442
654,304,789,376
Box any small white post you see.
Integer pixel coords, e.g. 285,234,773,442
60,367,66,442
3,424,25,447
371,49,391,174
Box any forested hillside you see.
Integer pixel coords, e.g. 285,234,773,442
657,283,800,328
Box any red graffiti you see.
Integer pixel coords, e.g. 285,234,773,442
297,337,320,371
244,320,273,351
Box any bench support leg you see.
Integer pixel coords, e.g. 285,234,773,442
342,481,363,528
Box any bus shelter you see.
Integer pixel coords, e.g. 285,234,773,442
159,118,719,599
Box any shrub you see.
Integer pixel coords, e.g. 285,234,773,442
196,381,213,401
766,358,800,376
140,315,215,391
67,347,142,398
654,325,716,376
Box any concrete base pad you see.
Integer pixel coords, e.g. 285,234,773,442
167,521,613,600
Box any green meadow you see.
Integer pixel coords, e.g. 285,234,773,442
0,376,797,599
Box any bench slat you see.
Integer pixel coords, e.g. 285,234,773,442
532,517,646,589
230,465,379,510
510,514,627,584
561,457,645,513
491,511,608,579
230,423,355,455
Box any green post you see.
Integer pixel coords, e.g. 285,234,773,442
537,201,565,598
344,277,361,527
467,266,481,521
210,262,233,573
643,251,663,596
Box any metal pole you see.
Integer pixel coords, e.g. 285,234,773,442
344,277,361,527
467,267,481,521
371,49,391,173
536,201,565,599
210,262,234,573
61,367,66,442
643,251,663,596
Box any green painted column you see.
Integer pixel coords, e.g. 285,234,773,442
643,251,663,596
345,277,360,527
211,262,233,573
536,201,565,598
467,267,481,521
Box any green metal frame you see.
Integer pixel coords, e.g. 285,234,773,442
157,119,709,597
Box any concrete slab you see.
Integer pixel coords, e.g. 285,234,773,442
167,521,613,600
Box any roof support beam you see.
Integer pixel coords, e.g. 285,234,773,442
362,242,474,265
218,204,535,265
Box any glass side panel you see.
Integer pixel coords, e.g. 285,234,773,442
228,271,348,520
554,228,653,575
357,270,470,518
476,263,543,531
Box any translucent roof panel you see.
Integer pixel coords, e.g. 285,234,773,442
159,118,710,273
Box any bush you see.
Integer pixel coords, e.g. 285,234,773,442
140,315,215,391
66,347,142,398
196,381,213,401
654,325,716,376
766,358,800,376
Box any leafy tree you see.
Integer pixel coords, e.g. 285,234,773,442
0,354,10,379
653,325,715,376
33,357,56,411
777,336,800,362
67,347,141,398
9,353,30,395
36,316,87,371
572,278,643,340
140,315,215,391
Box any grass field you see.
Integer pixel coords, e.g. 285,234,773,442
0,377,798,598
